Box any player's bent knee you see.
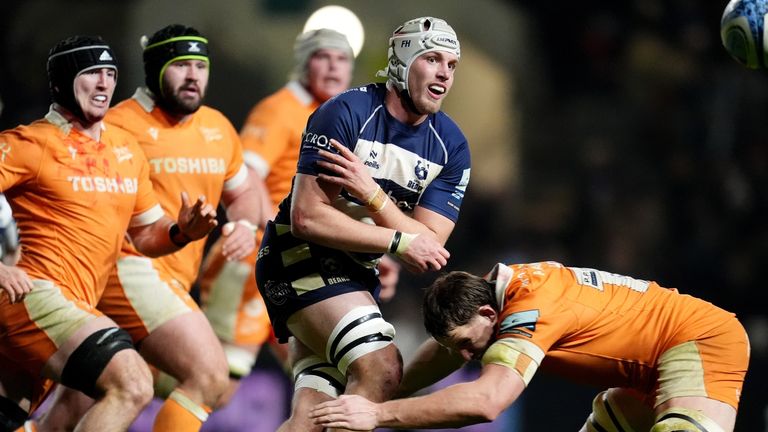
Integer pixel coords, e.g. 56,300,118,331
0,396,27,431
191,360,229,395
293,355,347,398
585,390,630,432
60,327,135,399
326,305,395,375
584,389,653,432
651,408,726,432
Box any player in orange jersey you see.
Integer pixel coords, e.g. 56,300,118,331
0,35,217,432
33,25,265,432
311,261,750,432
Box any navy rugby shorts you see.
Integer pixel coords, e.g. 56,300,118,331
256,221,381,343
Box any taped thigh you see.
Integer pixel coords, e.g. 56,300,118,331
60,327,135,398
326,305,395,375
292,355,347,398
651,407,725,432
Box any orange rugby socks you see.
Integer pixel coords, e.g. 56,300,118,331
152,389,211,432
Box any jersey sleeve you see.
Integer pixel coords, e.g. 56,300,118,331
129,141,164,227
240,103,291,179
499,300,570,351
221,117,247,191
0,128,43,193
295,96,359,177
417,133,471,222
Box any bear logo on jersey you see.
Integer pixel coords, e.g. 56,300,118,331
414,159,429,180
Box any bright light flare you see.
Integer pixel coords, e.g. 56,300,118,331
303,5,365,57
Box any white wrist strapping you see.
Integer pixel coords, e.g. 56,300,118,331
388,231,417,256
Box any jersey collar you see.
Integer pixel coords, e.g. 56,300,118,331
286,80,315,107
485,263,514,308
133,87,157,113
45,105,106,136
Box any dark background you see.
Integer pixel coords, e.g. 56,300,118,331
1,0,765,430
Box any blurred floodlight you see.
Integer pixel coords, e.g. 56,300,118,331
303,5,364,57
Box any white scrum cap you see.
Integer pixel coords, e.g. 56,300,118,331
290,28,354,84
377,17,460,95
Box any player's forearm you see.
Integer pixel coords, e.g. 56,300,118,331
291,202,396,254
366,203,454,246
378,382,500,429
367,203,440,241
127,217,185,257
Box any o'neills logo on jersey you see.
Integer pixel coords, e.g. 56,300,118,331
67,176,138,193
148,157,226,174
302,132,331,150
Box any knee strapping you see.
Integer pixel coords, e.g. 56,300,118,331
293,355,347,398
326,305,395,375
651,408,725,432
0,396,27,431
61,327,134,398
585,390,652,432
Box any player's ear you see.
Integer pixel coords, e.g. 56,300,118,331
477,304,497,323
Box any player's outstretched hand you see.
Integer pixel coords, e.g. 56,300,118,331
176,192,218,241
316,139,379,202
0,263,33,303
397,234,450,273
310,395,378,431
220,219,257,261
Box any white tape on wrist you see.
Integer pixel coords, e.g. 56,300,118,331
223,219,258,236
236,219,258,234
389,231,417,256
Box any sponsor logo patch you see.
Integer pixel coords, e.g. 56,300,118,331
498,309,540,338
264,280,292,306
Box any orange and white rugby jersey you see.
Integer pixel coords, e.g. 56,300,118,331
239,81,320,210
0,108,163,305
106,88,247,290
481,261,739,393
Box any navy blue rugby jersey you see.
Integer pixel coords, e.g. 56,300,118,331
275,83,471,227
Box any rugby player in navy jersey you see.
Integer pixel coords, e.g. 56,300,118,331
255,16,471,432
